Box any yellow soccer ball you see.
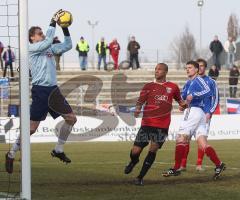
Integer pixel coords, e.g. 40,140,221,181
57,11,73,28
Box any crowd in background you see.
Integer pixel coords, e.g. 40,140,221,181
209,35,239,98
75,35,140,71
0,34,240,98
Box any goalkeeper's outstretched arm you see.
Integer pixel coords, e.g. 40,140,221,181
51,27,72,55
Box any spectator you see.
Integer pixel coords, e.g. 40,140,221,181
0,41,3,71
3,45,15,77
52,37,62,71
229,65,240,98
127,36,140,69
96,37,108,70
76,36,89,70
209,35,223,70
224,37,237,69
109,38,120,70
208,65,219,80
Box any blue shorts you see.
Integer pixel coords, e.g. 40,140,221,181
30,85,72,121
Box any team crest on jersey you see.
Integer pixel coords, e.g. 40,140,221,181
166,87,172,94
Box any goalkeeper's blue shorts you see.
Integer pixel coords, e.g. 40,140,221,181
30,85,72,121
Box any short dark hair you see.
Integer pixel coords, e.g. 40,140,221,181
28,26,41,43
186,60,199,70
196,58,207,68
156,63,168,72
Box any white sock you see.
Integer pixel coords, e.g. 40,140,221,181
54,122,72,153
54,138,65,153
9,135,21,158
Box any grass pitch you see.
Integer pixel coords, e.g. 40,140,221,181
0,140,240,200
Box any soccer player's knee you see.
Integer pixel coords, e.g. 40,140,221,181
149,143,159,152
30,125,38,135
132,146,142,155
176,134,186,144
197,137,208,150
200,144,210,152
65,114,77,126
30,129,36,135
199,143,208,151
72,115,77,125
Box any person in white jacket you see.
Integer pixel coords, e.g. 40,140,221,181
224,37,237,68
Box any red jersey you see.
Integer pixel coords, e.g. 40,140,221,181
137,81,182,128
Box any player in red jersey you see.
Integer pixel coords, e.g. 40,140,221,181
124,63,187,186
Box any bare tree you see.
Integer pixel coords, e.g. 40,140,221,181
171,26,198,67
227,13,239,41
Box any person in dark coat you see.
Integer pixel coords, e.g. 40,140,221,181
208,65,219,80
127,36,140,69
3,45,15,77
209,35,223,70
53,36,62,71
229,65,240,98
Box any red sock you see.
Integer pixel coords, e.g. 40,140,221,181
196,147,205,166
181,143,190,168
205,146,221,167
174,143,186,170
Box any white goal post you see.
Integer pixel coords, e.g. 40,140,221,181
19,0,31,199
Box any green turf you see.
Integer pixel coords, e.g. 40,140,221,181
0,140,240,200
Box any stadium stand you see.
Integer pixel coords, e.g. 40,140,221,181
1,68,233,115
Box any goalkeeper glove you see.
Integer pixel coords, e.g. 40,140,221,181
50,9,65,27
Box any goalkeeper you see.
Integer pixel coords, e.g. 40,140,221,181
5,10,77,174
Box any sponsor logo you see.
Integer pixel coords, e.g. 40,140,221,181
154,95,168,101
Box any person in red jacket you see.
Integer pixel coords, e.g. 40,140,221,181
109,38,120,70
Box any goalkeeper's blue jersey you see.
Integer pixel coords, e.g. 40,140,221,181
29,26,72,86
181,76,211,112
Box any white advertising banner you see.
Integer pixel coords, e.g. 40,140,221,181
1,114,240,143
